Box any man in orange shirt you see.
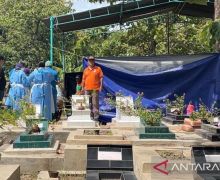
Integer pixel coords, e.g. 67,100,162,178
82,56,103,121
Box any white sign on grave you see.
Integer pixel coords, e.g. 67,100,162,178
98,150,122,161
205,155,220,162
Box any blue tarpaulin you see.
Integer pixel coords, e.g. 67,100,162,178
83,54,220,122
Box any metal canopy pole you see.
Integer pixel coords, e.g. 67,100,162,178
50,16,54,64
61,32,65,72
166,13,170,54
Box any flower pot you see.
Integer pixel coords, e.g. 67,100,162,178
201,119,210,124
141,120,160,127
184,118,201,127
181,124,194,132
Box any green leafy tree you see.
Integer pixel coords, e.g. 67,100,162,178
0,0,72,71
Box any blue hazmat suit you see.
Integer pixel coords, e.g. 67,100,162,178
45,67,58,112
5,69,29,110
29,68,54,121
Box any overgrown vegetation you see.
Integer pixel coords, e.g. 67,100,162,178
106,92,163,126
134,93,162,126
164,94,185,115
0,0,215,75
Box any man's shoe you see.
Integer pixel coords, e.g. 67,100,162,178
94,115,99,121
90,112,94,120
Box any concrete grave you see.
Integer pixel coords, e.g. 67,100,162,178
13,119,54,148
63,144,87,171
112,96,140,127
86,145,137,180
0,141,63,174
192,146,220,180
66,129,131,145
64,95,95,128
196,124,220,141
0,165,20,180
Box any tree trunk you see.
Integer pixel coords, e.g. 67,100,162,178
215,0,220,52
215,0,220,19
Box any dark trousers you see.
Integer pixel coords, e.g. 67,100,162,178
85,90,99,120
0,90,4,103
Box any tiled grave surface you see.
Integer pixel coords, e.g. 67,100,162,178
86,145,137,180
196,124,220,142
192,146,220,180
13,134,54,148
133,146,193,180
86,170,136,180
13,120,54,148
0,165,20,180
163,113,189,125
87,145,133,171
66,130,131,145
202,124,220,134
139,125,176,139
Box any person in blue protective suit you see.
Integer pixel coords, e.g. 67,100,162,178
45,61,58,119
9,60,26,83
5,63,29,110
29,61,54,121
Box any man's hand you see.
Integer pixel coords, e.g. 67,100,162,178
99,86,102,92
81,87,85,94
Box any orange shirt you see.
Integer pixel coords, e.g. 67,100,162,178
82,66,103,90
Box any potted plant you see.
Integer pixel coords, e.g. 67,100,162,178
134,93,175,139
164,94,188,123
184,111,201,126
0,108,18,129
105,92,136,118
18,100,41,134
137,108,162,126
182,111,202,132
165,94,185,115
197,103,212,124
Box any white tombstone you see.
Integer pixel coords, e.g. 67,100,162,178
66,95,95,128
112,96,140,127
71,95,90,111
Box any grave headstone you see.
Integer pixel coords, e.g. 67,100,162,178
196,124,220,141
112,96,140,127
0,165,20,180
86,145,137,180
163,112,189,124
13,118,54,148
66,95,95,128
139,125,176,139
192,146,220,180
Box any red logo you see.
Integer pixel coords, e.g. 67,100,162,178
153,160,169,175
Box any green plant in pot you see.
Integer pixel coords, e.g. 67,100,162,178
138,108,162,126
134,93,162,126
0,108,18,129
184,111,201,127
18,100,40,133
197,103,212,124
105,92,136,116
164,94,185,115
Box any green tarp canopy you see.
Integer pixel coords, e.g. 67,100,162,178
44,0,214,32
